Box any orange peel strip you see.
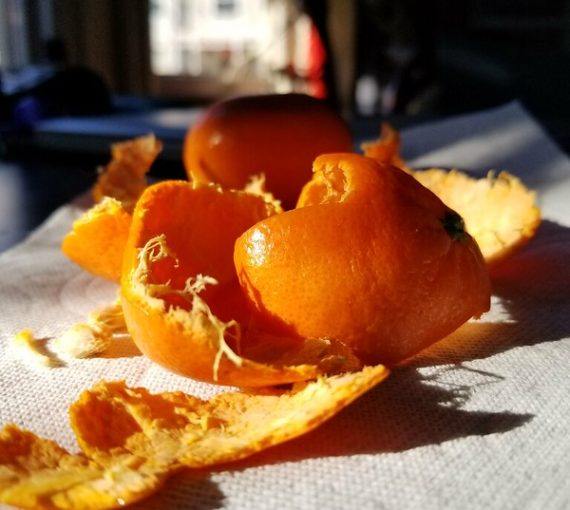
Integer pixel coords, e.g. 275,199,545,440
62,198,131,282
92,134,162,212
0,425,169,510
121,181,360,386
70,366,388,466
413,168,541,264
0,366,387,509
361,123,409,171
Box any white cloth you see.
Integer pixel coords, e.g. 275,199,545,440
1,102,569,510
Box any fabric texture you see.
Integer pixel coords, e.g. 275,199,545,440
0,102,569,509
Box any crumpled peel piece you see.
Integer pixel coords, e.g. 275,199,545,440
71,365,389,467
11,330,60,370
62,197,131,282
92,134,162,212
413,168,541,263
53,300,127,360
0,425,169,510
0,366,387,509
123,234,358,386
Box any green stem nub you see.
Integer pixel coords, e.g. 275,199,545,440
441,211,468,242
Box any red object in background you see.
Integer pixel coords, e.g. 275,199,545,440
306,22,327,99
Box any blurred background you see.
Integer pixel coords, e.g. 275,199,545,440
0,0,569,248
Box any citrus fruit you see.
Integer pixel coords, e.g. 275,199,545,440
120,180,359,386
234,153,491,365
362,124,541,264
183,93,353,208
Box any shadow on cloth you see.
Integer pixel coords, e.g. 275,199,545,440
100,334,141,359
209,222,570,469
212,363,531,471
114,221,568,497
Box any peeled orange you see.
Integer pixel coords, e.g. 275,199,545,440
235,153,491,365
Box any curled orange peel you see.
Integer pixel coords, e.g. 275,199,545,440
92,134,162,212
62,134,161,281
70,368,388,467
62,198,131,282
0,366,388,509
413,168,541,264
362,124,541,264
121,181,360,386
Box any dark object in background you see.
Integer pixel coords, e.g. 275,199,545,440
9,67,112,127
355,0,438,117
1,36,112,127
301,0,339,110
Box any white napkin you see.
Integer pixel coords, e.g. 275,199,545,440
1,102,569,510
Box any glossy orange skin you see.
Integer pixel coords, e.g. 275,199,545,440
183,94,353,209
120,181,324,386
234,154,491,366
62,201,131,282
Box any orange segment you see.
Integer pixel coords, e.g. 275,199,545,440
62,198,131,281
413,168,541,264
120,181,352,386
235,153,491,366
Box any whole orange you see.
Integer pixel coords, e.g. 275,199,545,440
234,153,491,365
183,94,353,209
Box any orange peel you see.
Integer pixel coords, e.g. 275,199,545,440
0,425,169,510
413,168,541,264
92,134,162,211
1,366,387,509
361,122,409,170
71,367,388,466
53,300,127,360
235,153,491,366
362,124,541,264
62,198,131,281
62,134,161,281
121,181,358,386
11,330,60,370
